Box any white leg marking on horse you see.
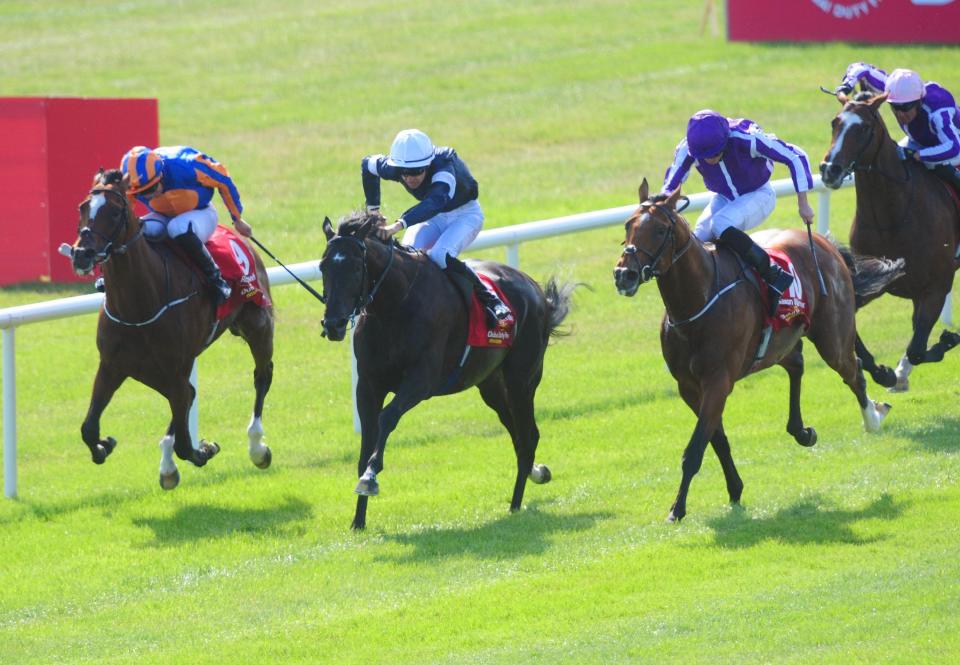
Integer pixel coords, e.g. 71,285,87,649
159,434,177,475
247,414,268,464
862,400,881,432
892,355,913,392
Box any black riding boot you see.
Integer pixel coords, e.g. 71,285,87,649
174,230,232,305
932,165,960,198
719,227,793,318
445,255,510,326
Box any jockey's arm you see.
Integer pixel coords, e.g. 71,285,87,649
796,191,815,226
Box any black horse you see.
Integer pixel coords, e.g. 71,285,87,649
320,211,574,529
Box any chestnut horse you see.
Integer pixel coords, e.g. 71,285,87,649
613,180,903,522
821,91,960,391
319,211,574,530
69,169,275,489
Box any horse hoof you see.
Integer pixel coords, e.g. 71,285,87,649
252,446,272,470
91,437,117,464
529,463,552,484
200,439,221,459
355,478,379,496
940,330,960,349
351,520,366,530
796,427,818,447
159,469,180,490
888,378,909,393
666,510,684,523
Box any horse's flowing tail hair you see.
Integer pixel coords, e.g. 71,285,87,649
542,278,578,341
835,243,906,309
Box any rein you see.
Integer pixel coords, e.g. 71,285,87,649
620,200,694,284
78,187,144,266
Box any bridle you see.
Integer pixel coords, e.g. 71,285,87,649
78,187,144,266
322,234,395,321
621,197,693,283
833,105,910,185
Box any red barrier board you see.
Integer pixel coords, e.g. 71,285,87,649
728,0,960,44
0,97,158,285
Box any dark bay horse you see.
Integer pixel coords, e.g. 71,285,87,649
821,91,960,391
69,169,275,489
613,180,903,522
319,211,574,530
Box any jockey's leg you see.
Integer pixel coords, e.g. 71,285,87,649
169,209,231,305
932,164,960,198
444,255,510,326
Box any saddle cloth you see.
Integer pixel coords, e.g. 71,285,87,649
205,225,271,320
466,273,516,348
759,248,810,331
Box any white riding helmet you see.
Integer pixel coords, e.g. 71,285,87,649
387,129,435,169
885,69,924,105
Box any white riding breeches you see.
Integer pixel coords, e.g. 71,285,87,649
693,183,777,242
141,205,219,242
401,199,484,268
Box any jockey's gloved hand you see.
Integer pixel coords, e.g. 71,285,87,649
897,146,918,162
835,82,854,95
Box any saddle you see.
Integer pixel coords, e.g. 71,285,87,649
445,265,516,348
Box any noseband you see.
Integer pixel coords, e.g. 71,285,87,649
78,187,143,265
323,234,395,320
621,198,692,283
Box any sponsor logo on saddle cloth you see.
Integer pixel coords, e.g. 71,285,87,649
205,225,272,320
466,273,516,347
761,249,811,331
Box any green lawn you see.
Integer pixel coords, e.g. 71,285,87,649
1,1,959,663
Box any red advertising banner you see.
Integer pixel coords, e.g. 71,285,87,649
728,0,960,44
0,97,158,285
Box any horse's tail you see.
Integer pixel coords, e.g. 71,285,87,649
835,244,905,309
542,278,579,341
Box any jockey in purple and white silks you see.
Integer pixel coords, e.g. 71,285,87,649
662,110,816,317
838,64,960,194
362,128,509,325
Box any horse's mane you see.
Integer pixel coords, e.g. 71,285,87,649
853,91,876,103
647,193,670,204
335,210,416,254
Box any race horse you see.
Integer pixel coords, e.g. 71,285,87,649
613,180,903,522
69,169,275,489
319,211,574,530
821,90,960,391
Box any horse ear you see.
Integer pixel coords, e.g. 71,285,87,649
638,178,650,204
664,187,682,209
869,91,889,109
322,216,335,241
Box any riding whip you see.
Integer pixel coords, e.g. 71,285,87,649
248,235,326,304
806,221,828,296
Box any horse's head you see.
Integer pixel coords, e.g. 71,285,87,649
614,179,690,297
319,211,391,341
71,168,138,275
820,91,889,189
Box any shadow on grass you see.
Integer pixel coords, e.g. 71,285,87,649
890,416,960,454
377,501,612,564
131,495,313,546
705,493,903,549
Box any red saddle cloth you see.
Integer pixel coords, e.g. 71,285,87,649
466,273,516,347
759,248,810,331
205,225,272,320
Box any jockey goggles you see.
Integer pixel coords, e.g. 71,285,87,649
398,166,427,177
889,100,921,113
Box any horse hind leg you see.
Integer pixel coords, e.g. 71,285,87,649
80,362,125,464
810,331,890,432
855,333,898,389
894,294,959,392
235,307,274,469
779,341,817,447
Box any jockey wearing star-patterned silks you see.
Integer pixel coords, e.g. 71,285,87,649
120,145,251,304
837,65,960,194
661,110,816,317
361,129,509,326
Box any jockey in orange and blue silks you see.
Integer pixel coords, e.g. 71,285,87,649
360,129,510,326
120,145,250,304
838,65,960,178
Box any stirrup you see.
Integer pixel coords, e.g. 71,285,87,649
211,279,232,305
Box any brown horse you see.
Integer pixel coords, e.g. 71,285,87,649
613,180,903,522
821,91,960,391
319,211,574,530
69,169,275,489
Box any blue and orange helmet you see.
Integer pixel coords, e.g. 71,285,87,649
120,146,164,194
686,110,730,160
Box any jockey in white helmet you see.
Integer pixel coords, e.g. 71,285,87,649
361,129,509,326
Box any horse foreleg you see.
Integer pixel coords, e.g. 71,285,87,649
669,381,729,523
169,380,220,467
158,422,179,490
247,359,274,469
80,361,126,464
352,382,387,530
781,342,817,447
709,422,743,504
